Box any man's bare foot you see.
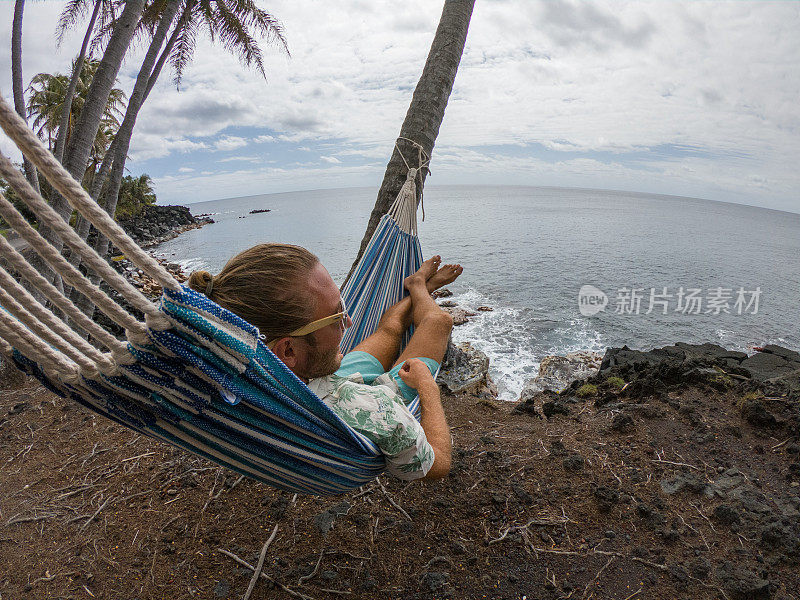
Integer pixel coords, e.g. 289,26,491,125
405,255,441,289
426,264,463,293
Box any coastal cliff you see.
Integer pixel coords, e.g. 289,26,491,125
114,204,213,248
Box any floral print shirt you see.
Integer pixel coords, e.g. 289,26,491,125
308,372,435,480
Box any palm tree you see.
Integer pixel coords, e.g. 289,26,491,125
26,72,71,149
65,0,183,294
32,0,145,288
51,0,168,161
346,0,475,282
53,0,105,163
11,0,40,194
79,0,286,222
71,0,288,316
114,173,156,219
27,59,125,154
96,0,287,215
59,0,144,189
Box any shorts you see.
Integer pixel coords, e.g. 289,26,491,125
335,350,439,405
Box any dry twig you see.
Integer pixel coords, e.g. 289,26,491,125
377,480,411,521
529,547,668,572
650,458,700,470
488,517,569,545
582,556,615,598
216,548,314,600
622,588,643,600
243,524,279,600
298,548,325,585
771,437,793,450
78,496,113,532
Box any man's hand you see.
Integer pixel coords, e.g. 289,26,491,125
397,358,436,390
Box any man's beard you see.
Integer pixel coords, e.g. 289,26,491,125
300,342,342,380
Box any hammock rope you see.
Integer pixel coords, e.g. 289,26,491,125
0,231,128,355
0,87,433,495
0,99,177,325
395,136,430,223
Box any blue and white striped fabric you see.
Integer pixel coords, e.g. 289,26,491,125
340,213,423,355
338,182,428,418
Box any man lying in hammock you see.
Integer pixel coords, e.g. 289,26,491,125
188,244,462,482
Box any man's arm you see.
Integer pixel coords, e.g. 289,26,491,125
416,378,452,480
398,359,451,480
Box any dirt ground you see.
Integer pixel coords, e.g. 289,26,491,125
1,361,798,599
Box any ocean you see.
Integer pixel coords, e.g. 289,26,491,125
153,185,800,400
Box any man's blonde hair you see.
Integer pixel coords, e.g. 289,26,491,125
187,243,319,343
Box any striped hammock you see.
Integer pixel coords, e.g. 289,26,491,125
0,93,427,496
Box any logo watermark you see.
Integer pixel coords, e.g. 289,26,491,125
578,286,761,317
578,285,609,316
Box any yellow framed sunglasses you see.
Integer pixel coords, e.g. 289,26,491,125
267,299,349,349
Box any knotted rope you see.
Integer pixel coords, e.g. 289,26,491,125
394,137,430,222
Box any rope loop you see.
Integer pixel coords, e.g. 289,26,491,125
145,312,173,332
394,137,430,221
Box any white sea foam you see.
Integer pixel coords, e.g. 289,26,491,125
174,256,209,274
448,288,606,401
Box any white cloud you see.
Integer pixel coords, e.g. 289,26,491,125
0,1,798,211
214,136,248,151
128,138,209,162
218,155,261,163
178,167,195,173
320,156,341,164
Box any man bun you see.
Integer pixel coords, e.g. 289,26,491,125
187,270,214,297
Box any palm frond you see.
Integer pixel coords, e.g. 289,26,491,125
56,0,92,48
86,0,124,55
169,10,200,88
198,0,218,44
89,18,115,54
25,58,125,152
230,0,289,55
136,0,174,44
158,0,287,88
213,0,265,78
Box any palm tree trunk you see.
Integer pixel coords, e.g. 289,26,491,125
54,0,102,164
60,0,144,188
345,0,474,285
31,0,144,287
11,0,41,195
76,0,194,217
72,0,183,314
98,0,183,218
144,0,196,101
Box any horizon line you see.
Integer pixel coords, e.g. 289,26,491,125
162,184,800,219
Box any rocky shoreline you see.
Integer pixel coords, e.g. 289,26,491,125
91,204,212,335
114,203,214,249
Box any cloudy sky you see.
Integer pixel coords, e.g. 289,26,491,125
1,0,799,212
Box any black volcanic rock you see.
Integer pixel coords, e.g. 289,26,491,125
593,342,800,400
115,204,212,249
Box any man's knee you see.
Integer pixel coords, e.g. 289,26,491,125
420,310,453,335
378,313,406,339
